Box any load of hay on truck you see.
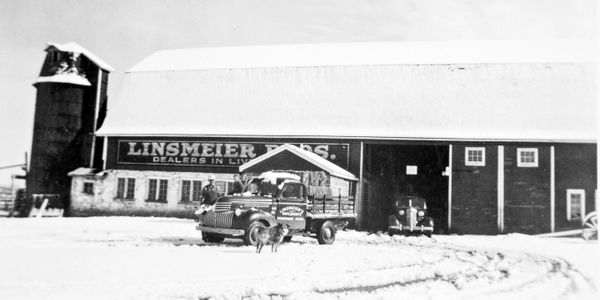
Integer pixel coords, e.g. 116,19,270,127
195,171,356,245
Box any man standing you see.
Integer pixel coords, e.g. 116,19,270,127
201,175,220,205
230,174,244,195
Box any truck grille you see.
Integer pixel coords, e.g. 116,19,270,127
214,202,232,212
201,211,234,228
408,207,418,228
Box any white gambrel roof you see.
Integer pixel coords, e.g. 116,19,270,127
47,42,114,72
97,41,597,142
240,144,358,181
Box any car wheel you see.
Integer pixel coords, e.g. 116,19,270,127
424,232,432,238
317,221,336,245
283,236,293,242
244,221,266,246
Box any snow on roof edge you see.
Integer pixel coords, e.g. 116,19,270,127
35,74,91,86
47,42,114,72
127,40,595,73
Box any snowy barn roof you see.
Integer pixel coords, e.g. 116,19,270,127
129,40,593,72
240,144,358,181
47,42,114,72
97,40,597,142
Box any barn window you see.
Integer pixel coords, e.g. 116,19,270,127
215,181,228,195
566,189,585,222
83,182,94,195
465,147,485,166
147,179,168,202
116,177,135,199
517,148,538,167
180,180,202,203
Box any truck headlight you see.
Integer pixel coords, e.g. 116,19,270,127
418,211,425,217
234,208,243,216
399,210,405,216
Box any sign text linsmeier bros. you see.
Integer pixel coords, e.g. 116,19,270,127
117,141,349,168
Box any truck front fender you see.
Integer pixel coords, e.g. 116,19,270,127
234,209,276,229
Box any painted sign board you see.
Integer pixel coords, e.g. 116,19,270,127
117,140,349,169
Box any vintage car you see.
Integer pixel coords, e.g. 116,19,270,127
388,195,434,237
196,172,356,246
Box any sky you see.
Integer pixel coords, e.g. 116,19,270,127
0,0,596,186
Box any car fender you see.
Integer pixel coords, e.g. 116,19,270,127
236,208,276,228
417,217,434,228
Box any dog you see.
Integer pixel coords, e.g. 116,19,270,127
256,223,290,253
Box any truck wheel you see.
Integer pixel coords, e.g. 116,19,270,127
317,221,336,245
244,221,266,246
202,232,225,243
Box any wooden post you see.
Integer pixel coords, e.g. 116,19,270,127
322,195,326,213
498,145,504,233
338,194,341,214
550,146,555,232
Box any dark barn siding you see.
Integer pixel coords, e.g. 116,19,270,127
555,143,597,231
504,146,551,234
451,144,498,234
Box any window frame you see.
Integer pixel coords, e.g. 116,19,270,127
82,181,94,195
517,148,539,167
214,180,230,196
566,189,585,223
465,147,486,166
115,177,136,200
180,179,202,203
147,178,169,203
278,182,306,203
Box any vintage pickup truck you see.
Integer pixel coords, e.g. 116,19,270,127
196,172,356,245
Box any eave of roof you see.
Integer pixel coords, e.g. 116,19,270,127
35,74,91,86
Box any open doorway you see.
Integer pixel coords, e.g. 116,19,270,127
364,143,449,233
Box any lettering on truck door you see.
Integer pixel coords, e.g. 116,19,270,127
275,183,307,230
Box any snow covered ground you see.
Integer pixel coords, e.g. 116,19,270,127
0,217,597,300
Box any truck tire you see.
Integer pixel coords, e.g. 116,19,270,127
202,232,225,243
244,221,266,246
317,221,336,245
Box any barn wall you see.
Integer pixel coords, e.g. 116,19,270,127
106,137,355,175
503,145,551,234
451,144,498,234
555,143,597,231
70,170,237,218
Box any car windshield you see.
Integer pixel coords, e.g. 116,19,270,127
395,196,426,208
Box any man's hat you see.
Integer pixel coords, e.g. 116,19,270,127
208,175,216,180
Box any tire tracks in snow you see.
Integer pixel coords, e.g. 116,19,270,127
243,237,593,299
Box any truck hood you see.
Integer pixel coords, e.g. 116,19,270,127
214,195,274,212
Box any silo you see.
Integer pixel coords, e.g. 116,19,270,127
27,43,112,214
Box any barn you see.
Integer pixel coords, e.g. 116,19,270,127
68,41,597,234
